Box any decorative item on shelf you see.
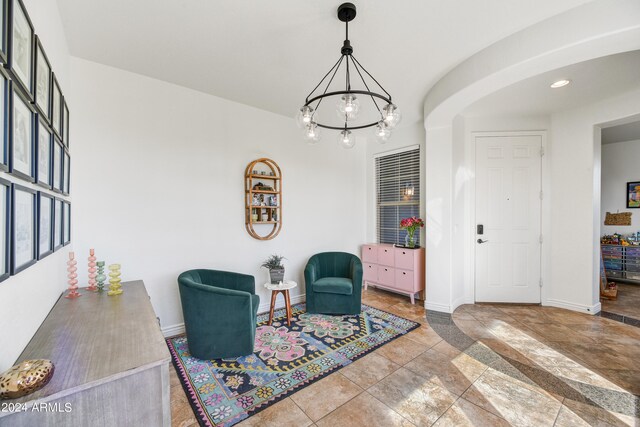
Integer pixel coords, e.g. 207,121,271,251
86,248,98,291
261,254,286,284
96,261,106,292
0,359,55,399
297,3,400,148
251,209,259,222
400,216,425,249
65,252,81,299
107,264,123,296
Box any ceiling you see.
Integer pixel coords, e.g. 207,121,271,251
602,120,640,144
463,50,640,118
55,0,593,128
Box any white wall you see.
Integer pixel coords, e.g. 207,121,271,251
550,89,640,312
0,0,71,371
69,58,367,335
422,0,640,315
601,139,640,235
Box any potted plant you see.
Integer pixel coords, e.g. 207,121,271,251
262,254,286,284
400,216,424,248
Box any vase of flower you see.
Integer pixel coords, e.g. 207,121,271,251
400,216,425,249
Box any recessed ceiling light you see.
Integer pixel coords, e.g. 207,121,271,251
550,79,571,89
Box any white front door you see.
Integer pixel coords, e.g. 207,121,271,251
475,134,542,303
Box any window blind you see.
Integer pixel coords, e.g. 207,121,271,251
375,147,421,245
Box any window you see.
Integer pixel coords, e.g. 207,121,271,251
375,147,420,245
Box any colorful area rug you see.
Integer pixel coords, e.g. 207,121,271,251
167,303,419,427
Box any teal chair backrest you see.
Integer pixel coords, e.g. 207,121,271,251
308,252,357,279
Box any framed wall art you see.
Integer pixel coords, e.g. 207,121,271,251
0,177,9,282
63,201,70,245
53,196,62,250
34,36,51,122
7,0,33,99
0,0,8,64
62,98,68,147
62,149,69,195
51,73,62,137
11,183,35,274
0,67,8,171
36,114,52,188
627,181,640,209
37,191,53,259
52,137,62,192
9,84,34,181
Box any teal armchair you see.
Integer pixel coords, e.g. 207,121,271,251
304,252,363,315
178,269,259,360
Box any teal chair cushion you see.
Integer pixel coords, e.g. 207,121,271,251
313,277,353,295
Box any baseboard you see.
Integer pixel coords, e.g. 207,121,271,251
258,293,306,313
451,295,470,313
162,323,185,338
546,298,601,315
425,301,452,314
161,293,307,338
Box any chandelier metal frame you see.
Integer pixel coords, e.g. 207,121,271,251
301,3,395,131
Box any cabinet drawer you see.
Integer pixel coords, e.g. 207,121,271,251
394,248,416,270
363,263,378,281
362,245,378,263
395,269,415,292
377,266,395,286
377,246,394,267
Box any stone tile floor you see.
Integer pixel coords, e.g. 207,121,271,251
601,283,640,324
170,287,640,426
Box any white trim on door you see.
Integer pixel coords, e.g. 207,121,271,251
462,131,550,308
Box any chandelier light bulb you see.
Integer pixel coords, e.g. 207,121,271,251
374,121,391,143
338,129,355,149
296,105,315,128
336,94,360,121
382,103,401,128
304,122,321,143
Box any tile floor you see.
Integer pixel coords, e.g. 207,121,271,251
601,282,640,323
170,287,640,427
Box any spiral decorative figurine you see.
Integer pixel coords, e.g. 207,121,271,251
65,252,81,299
86,249,98,291
96,261,106,292
107,264,123,296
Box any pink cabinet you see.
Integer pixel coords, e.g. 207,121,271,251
362,245,378,263
361,244,425,304
363,263,378,282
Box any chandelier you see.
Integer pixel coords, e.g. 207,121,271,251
297,3,401,149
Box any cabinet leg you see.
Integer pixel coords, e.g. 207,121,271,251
268,291,277,326
410,294,415,305
364,281,368,291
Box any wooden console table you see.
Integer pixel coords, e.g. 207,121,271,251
0,281,170,426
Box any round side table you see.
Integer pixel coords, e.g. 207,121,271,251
264,280,298,326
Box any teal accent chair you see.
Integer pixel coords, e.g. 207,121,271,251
304,252,363,315
178,269,260,360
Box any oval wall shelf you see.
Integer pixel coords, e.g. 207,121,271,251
245,158,282,240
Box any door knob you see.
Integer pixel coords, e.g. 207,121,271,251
477,239,489,244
